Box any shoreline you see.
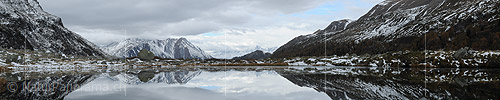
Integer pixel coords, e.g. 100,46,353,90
1,48,500,68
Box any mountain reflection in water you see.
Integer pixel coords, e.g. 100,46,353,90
279,67,500,100
1,66,499,100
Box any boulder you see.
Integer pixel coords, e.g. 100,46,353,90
453,47,470,59
5,54,23,64
138,49,154,61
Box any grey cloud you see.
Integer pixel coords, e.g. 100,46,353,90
159,19,221,35
250,0,328,14
39,0,328,37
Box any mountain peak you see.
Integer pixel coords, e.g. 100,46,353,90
324,19,352,33
208,46,278,59
232,50,271,60
0,0,106,57
253,50,264,53
176,37,189,43
377,0,399,6
102,38,212,59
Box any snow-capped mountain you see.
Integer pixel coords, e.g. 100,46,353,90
102,38,212,59
0,0,106,57
106,70,202,85
208,46,277,59
273,0,500,58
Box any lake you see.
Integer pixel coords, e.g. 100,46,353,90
1,66,499,100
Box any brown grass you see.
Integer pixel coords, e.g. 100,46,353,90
0,78,6,92
0,66,10,73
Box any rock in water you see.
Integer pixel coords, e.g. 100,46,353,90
138,49,154,61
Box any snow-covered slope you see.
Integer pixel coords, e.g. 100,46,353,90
102,38,212,59
273,0,500,58
208,46,277,59
332,0,500,42
0,0,106,57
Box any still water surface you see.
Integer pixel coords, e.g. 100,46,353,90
1,66,499,100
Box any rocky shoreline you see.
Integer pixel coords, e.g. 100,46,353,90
1,48,500,69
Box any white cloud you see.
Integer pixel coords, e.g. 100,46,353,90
39,0,383,52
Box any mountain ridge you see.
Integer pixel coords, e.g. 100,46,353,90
232,50,272,60
102,38,212,59
208,46,277,59
273,0,500,58
0,0,106,57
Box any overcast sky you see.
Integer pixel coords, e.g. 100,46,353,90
38,0,383,52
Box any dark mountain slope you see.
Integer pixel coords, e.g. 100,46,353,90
273,0,500,58
232,50,272,60
0,0,106,57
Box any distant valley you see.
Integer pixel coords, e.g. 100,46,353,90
207,46,277,59
1,0,499,68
